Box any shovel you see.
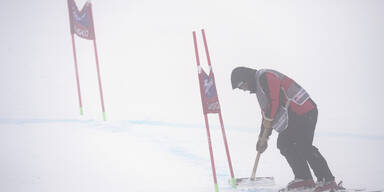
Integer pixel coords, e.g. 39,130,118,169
235,127,275,187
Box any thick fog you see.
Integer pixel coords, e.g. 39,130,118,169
1,1,384,191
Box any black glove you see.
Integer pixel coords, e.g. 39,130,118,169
256,137,268,153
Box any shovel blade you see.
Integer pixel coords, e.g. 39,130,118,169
235,177,275,187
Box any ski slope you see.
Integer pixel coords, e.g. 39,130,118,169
0,118,383,192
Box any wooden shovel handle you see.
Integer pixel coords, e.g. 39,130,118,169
250,127,271,179
250,152,261,179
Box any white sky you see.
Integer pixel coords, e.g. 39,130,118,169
1,0,384,135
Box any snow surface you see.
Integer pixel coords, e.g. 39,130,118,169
0,118,383,192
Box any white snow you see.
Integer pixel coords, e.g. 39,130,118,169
0,118,383,192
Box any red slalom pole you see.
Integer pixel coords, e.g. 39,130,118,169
204,114,219,192
92,39,106,121
89,5,106,121
201,29,212,67
218,112,236,187
201,29,236,188
193,31,219,192
71,34,84,115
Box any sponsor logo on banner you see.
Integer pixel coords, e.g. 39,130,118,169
68,0,95,40
200,70,220,113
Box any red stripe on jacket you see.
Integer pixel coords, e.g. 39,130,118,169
264,72,315,119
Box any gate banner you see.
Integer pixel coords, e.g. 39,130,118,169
199,68,220,114
68,0,95,40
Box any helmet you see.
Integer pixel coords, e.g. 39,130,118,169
231,67,257,89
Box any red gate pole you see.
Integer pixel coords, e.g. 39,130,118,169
193,31,219,192
92,39,106,121
218,112,236,188
70,34,84,115
203,113,219,192
201,29,236,188
89,5,106,121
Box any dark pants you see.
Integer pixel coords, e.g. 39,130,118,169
277,107,335,182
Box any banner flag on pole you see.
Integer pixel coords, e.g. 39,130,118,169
199,68,221,114
67,0,107,121
68,0,95,40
